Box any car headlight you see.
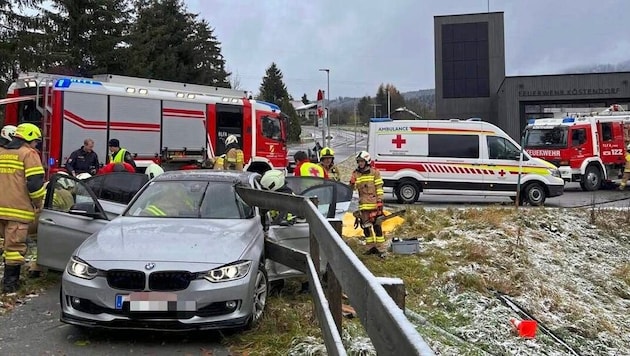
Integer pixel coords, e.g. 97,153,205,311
67,256,98,280
549,168,561,178
205,261,251,283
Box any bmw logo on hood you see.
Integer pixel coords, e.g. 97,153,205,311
145,262,156,270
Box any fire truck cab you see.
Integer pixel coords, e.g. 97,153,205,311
2,72,289,176
523,104,630,191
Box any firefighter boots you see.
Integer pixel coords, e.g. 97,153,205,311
2,264,22,293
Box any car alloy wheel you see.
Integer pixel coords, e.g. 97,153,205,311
251,266,268,325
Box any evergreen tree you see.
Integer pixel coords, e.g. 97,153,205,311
357,95,373,123
301,93,310,105
0,0,48,83
258,63,301,142
258,62,289,103
41,0,132,76
125,0,230,86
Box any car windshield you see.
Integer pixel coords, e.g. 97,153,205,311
125,181,253,219
524,126,568,148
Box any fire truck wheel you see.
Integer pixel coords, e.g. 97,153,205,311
523,182,546,206
395,180,420,204
580,165,602,191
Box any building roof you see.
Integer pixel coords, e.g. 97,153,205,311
295,103,317,111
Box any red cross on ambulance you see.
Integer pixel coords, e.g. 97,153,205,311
392,134,406,149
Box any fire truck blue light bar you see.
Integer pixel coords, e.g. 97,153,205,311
54,78,103,88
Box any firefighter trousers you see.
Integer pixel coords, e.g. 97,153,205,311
360,210,387,253
621,172,630,189
0,220,29,266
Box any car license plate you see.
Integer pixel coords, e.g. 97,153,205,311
115,292,196,311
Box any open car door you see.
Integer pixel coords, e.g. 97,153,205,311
84,172,149,206
36,174,126,271
284,176,353,219
265,176,353,281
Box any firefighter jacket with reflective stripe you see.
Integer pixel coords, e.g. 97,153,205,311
350,167,384,211
0,145,46,223
625,153,630,173
296,161,328,178
224,148,244,170
320,163,340,181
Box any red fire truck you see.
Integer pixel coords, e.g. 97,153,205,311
523,104,630,191
1,72,288,175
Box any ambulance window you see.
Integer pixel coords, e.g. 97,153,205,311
487,136,520,160
428,134,479,158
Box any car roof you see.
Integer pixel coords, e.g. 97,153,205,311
153,170,259,185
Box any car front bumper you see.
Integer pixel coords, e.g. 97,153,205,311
60,268,256,331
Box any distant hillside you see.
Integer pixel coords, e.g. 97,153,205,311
330,88,436,110
562,59,630,74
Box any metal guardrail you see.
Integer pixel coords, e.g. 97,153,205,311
236,187,434,356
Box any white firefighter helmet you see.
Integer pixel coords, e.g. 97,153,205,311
1,125,17,141
55,171,74,189
356,150,372,165
76,172,92,180
626,143,630,152
260,169,285,191
146,163,165,179
225,135,238,146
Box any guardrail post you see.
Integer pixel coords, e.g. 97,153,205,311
326,219,343,334
377,277,406,310
309,197,321,278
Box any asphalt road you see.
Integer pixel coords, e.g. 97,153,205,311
290,125,368,163
381,182,630,209
0,282,231,356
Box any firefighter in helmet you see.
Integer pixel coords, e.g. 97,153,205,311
223,135,244,170
620,144,630,190
260,169,296,226
0,125,17,147
318,147,340,181
0,123,46,292
349,151,386,257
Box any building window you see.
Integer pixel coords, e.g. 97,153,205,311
442,22,489,98
428,134,479,158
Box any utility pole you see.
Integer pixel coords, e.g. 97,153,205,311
371,103,381,118
387,88,391,118
354,105,358,153
319,68,330,147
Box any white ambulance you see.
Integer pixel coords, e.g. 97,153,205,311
368,118,565,205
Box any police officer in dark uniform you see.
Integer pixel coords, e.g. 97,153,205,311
66,138,100,176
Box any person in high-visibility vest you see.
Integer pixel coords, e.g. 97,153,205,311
620,144,630,190
0,123,46,292
108,138,136,170
349,151,386,258
293,151,328,178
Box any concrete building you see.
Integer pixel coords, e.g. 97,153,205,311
434,12,630,139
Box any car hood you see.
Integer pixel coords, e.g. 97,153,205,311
76,217,262,264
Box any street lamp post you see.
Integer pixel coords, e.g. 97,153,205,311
319,68,330,147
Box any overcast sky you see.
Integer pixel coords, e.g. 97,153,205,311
186,0,630,99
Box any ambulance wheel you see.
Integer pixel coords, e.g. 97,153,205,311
395,180,420,204
581,165,602,191
523,183,546,206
